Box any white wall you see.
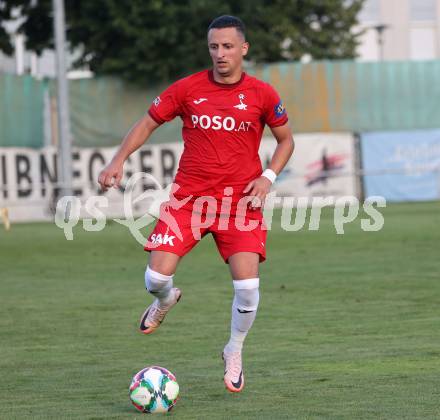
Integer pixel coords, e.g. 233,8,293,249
0,12,91,78
356,0,440,61
2,1,440,77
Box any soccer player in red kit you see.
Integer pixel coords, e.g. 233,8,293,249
98,15,294,393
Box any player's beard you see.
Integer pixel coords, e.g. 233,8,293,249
218,69,230,77
216,65,232,77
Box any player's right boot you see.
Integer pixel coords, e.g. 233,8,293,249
139,288,182,335
222,351,244,393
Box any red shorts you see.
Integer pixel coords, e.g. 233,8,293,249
144,198,267,263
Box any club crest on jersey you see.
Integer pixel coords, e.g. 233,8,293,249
274,100,286,117
153,96,161,107
233,94,247,110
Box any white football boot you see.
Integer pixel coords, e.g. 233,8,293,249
222,351,244,392
139,288,182,334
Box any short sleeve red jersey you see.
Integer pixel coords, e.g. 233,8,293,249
148,69,288,200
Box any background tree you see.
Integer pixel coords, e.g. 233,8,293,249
0,0,365,83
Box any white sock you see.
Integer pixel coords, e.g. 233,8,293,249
224,278,260,354
144,266,174,308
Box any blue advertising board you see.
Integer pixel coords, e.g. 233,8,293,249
361,130,440,202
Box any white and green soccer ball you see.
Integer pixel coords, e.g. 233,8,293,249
129,366,180,414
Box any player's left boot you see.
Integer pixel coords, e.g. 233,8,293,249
139,288,181,335
222,350,244,392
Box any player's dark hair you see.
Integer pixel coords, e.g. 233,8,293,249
208,15,246,39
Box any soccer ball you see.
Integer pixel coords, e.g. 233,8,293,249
129,366,180,413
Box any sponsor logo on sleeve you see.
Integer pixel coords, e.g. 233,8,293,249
153,96,161,107
274,100,286,117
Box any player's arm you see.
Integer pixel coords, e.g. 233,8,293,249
244,123,294,208
98,113,159,191
266,123,295,175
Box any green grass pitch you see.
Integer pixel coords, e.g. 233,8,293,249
0,202,439,419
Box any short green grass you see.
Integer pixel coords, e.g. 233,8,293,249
0,202,439,419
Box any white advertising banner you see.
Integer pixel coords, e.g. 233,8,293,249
0,144,184,222
0,133,357,222
261,133,357,198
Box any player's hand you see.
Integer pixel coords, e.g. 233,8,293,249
98,160,123,192
243,176,272,209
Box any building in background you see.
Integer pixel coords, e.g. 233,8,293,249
0,8,91,79
357,0,440,61
1,1,440,78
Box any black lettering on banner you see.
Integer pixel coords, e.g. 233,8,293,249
40,152,58,198
160,149,176,187
72,151,82,196
124,156,133,190
265,155,271,169
88,151,105,192
16,154,32,198
139,149,155,190
0,155,7,199
125,155,133,179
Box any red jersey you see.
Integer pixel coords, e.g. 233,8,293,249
148,69,288,200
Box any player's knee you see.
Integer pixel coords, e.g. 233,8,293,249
148,251,179,276
233,278,260,311
145,266,173,293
